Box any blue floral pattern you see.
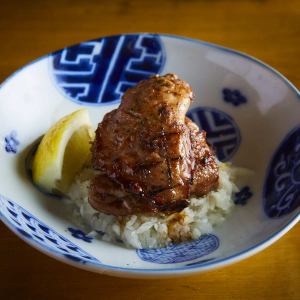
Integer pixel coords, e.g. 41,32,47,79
136,234,219,264
264,125,300,218
234,186,253,205
222,88,247,106
0,194,100,265
68,228,93,243
52,34,165,105
4,131,19,154
187,107,241,161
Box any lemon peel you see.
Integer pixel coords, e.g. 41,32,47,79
32,109,94,193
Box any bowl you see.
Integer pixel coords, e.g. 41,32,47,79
0,33,299,278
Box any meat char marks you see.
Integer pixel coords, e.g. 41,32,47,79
89,74,219,216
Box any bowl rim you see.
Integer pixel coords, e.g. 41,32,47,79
0,32,299,278
1,203,299,278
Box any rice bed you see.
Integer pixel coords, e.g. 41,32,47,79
67,163,239,249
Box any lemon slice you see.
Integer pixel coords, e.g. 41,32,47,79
32,109,94,194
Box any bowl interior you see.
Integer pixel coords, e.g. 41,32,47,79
0,33,299,277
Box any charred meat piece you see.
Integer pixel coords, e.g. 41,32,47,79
89,74,219,216
89,174,190,216
186,117,219,196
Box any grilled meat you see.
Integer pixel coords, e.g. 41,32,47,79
89,74,219,216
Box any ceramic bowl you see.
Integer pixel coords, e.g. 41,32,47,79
0,33,299,278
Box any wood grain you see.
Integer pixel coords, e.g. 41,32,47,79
0,0,299,299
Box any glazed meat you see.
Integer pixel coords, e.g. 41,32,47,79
89,74,219,216
186,118,219,196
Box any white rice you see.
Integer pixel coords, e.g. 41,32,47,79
67,163,240,249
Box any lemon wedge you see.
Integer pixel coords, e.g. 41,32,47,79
32,109,94,194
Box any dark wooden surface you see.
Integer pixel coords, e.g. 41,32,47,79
0,0,299,299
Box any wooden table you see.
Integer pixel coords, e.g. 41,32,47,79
1,1,299,299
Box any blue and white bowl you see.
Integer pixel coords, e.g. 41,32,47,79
0,33,299,278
